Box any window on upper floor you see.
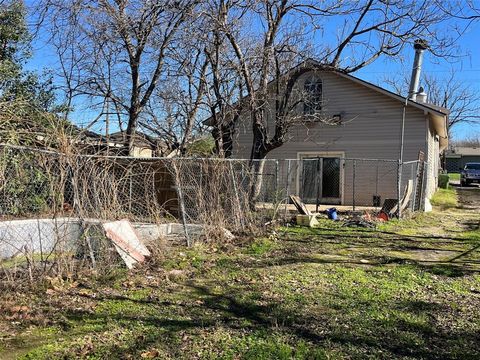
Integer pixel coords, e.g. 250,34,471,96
303,77,322,115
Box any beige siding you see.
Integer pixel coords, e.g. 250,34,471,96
232,71,432,206
233,72,427,161
425,122,440,200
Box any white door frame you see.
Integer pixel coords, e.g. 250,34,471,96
296,151,345,205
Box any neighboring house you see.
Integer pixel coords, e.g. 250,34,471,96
107,131,159,158
207,60,449,208
445,147,480,172
76,130,172,158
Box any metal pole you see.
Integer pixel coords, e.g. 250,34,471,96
375,161,379,209
284,160,291,220
275,159,279,203
129,170,133,213
397,160,402,218
301,159,306,200
229,161,244,228
411,162,416,211
352,160,356,212
315,157,321,213
175,183,191,247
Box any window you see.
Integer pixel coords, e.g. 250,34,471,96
303,78,322,115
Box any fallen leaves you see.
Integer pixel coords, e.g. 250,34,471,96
141,348,160,358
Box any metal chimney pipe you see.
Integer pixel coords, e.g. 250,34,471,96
408,39,428,101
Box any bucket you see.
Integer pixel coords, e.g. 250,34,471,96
326,208,338,220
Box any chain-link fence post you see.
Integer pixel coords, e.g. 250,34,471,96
397,159,402,218
284,159,291,220
315,157,321,213
411,162,416,211
275,159,279,204
375,162,379,210
129,169,133,213
229,161,244,228
171,162,191,247
352,159,356,212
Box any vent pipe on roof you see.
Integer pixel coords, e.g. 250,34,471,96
416,86,428,103
408,39,428,101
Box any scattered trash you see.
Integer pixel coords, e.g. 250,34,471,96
380,180,413,218
380,198,398,217
376,211,389,221
326,208,338,220
343,219,376,229
289,195,320,227
103,220,151,269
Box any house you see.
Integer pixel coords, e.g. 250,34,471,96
445,147,480,172
76,130,172,157
207,57,449,210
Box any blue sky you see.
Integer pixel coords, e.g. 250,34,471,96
356,19,480,141
24,2,480,141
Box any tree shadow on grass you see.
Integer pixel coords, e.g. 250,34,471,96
233,248,480,277
58,280,480,360
294,226,468,243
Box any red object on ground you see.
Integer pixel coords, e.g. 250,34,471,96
377,212,389,221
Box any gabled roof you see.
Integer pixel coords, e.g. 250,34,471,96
204,58,449,150
331,67,449,150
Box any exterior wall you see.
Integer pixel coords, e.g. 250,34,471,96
231,71,429,206
133,147,153,158
425,122,440,200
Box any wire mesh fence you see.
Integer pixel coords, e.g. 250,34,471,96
254,157,427,217
0,144,429,282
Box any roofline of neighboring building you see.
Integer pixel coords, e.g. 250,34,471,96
445,146,480,157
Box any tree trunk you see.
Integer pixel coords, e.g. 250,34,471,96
125,108,139,156
248,117,269,209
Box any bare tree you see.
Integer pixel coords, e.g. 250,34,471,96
35,0,197,154
453,134,480,147
139,22,210,155
202,0,455,162
424,73,480,132
384,70,480,135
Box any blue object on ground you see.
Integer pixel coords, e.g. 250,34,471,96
326,208,338,220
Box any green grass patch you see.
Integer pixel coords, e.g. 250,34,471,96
448,173,460,181
430,188,458,209
3,196,480,359
246,237,277,256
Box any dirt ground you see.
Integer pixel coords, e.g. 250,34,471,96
0,187,479,359
456,184,480,211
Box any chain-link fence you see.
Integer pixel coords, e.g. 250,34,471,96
252,157,427,216
0,144,428,281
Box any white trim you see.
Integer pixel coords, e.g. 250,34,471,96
296,151,345,205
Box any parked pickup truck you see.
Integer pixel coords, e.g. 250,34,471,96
460,162,480,186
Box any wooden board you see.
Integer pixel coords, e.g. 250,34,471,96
103,220,150,269
289,195,312,215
